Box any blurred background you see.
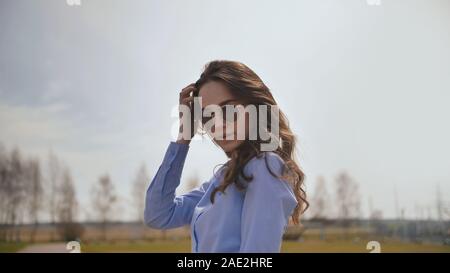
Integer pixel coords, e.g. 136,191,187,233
0,0,449,253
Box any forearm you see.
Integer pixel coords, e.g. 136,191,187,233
144,142,189,229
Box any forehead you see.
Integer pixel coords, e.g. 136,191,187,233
198,81,236,108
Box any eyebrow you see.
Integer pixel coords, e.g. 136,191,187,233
201,99,238,111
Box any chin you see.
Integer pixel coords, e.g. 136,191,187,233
215,140,244,153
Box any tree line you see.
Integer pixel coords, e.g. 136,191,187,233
0,143,150,242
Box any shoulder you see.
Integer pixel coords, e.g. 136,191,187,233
242,152,298,210
243,152,293,194
244,151,285,177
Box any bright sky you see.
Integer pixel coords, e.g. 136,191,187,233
1,0,449,221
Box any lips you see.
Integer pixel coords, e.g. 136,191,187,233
223,134,235,140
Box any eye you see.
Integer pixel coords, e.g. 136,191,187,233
201,112,214,124
221,105,239,122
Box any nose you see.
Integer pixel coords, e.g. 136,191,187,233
210,119,232,140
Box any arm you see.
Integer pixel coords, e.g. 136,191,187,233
239,153,298,253
144,142,209,229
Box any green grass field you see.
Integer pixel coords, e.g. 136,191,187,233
0,242,28,253
76,239,450,253
281,239,450,253
2,238,449,253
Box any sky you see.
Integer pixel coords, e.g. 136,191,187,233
0,0,449,221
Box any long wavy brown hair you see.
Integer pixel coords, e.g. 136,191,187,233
193,60,308,225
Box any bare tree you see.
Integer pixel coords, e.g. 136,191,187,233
335,171,361,228
56,168,81,241
436,184,444,221
0,146,81,242
1,146,40,242
8,148,26,242
91,174,117,241
186,174,200,192
131,164,149,223
25,158,43,243
443,205,450,220
0,143,9,241
310,176,330,220
47,151,62,240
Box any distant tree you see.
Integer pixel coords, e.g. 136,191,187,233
1,146,41,242
370,209,385,236
91,174,117,240
310,176,330,220
8,148,26,242
185,174,200,192
436,184,444,221
0,145,81,242
25,158,43,243
0,143,9,241
132,164,149,223
335,171,361,228
47,151,62,240
443,205,450,220
56,168,82,241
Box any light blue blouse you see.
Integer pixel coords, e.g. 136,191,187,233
144,142,298,253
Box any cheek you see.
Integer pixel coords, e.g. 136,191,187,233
221,141,240,152
233,115,250,136
245,114,250,134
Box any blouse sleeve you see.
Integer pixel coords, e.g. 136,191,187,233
144,142,210,229
239,153,298,253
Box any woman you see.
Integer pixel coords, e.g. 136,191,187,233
144,60,308,253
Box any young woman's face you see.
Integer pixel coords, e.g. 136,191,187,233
198,81,247,154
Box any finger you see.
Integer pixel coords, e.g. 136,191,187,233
180,96,194,105
180,86,196,97
181,83,196,92
179,89,195,101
